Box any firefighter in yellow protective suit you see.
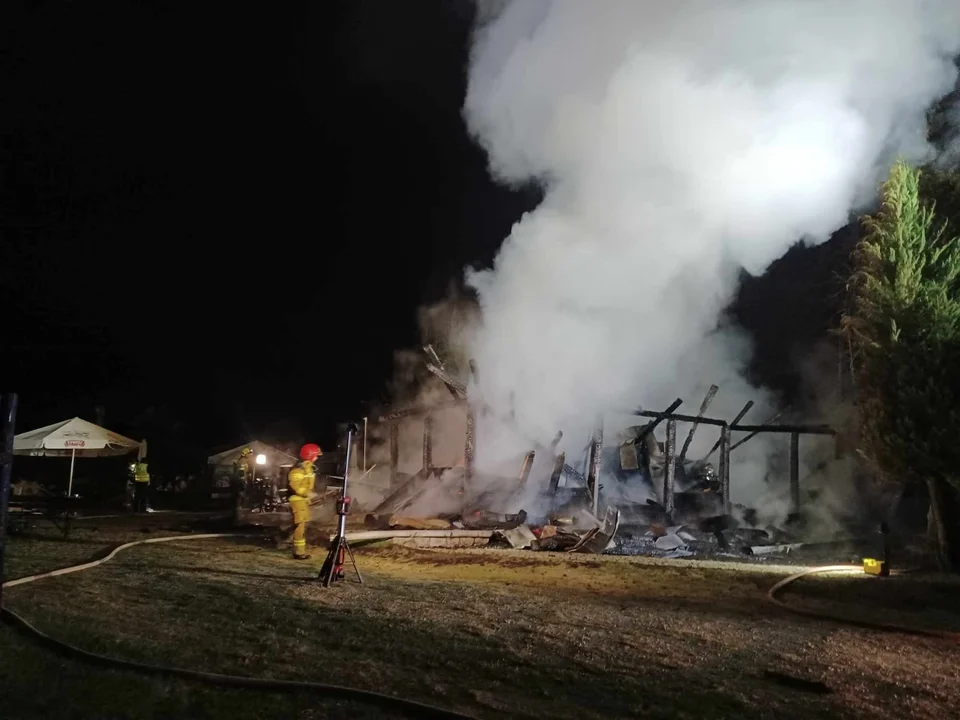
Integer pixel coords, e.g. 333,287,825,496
288,443,321,560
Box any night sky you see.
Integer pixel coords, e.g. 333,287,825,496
2,1,841,468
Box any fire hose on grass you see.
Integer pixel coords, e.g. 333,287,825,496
767,564,960,642
2,535,957,718
0,533,478,720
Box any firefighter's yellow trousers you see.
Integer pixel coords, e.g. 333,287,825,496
289,495,309,558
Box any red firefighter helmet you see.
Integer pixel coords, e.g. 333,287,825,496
299,443,322,462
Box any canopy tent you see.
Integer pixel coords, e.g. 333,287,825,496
14,417,144,496
207,441,298,469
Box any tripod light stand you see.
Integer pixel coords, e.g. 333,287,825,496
318,423,362,587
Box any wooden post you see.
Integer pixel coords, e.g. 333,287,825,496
519,451,535,484
678,384,718,464
637,398,683,440
548,452,565,493
587,419,604,517
465,359,478,495
719,424,731,514
389,423,399,489
789,431,800,514
422,414,433,473
701,401,753,462
664,419,677,518
464,407,475,488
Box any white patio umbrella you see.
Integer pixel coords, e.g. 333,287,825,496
13,417,145,496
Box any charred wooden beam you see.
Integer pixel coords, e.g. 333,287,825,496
548,452,565,493
423,344,444,369
377,399,464,423
398,369,581,489
519,451,536,484
728,410,787,452
789,432,800,514
464,359,479,496
562,463,587,486
426,363,467,400
542,432,586,486
587,419,604,516
470,405,583,486
464,407,476,489
701,401,754,462
422,414,433,472
636,408,728,427
664,419,677,518
506,431,582,486
636,398,683,439
731,423,834,435
718,425,731,514
389,423,399,489
678,384,719,465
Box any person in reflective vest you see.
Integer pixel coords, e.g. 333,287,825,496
133,458,151,513
233,447,253,513
288,443,321,559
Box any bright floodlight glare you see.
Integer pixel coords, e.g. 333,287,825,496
255,454,267,465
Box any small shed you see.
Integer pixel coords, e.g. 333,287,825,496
207,441,297,496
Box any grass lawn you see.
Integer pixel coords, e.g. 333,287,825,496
2,517,960,719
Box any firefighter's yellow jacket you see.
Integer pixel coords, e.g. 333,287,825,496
287,461,315,524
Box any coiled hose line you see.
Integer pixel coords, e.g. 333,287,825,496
1,533,478,720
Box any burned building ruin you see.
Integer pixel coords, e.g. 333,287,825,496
356,348,841,557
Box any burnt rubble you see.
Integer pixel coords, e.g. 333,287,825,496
359,353,849,560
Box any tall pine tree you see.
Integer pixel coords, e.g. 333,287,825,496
843,161,960,568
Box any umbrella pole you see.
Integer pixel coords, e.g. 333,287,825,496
67,448,76,497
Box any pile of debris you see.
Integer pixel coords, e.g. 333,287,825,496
352,346,846,561
357,465,622,554
490,505,621,553
611,520,788,560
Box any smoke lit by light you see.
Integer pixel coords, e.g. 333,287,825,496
452,0,960,523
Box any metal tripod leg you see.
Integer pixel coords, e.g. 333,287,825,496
343,538,363,584
319,534,362,587
319,535,341,587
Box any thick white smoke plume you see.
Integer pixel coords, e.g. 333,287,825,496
462,0,960,488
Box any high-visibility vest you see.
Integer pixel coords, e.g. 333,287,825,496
235,461,249,483
134,462,150,483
